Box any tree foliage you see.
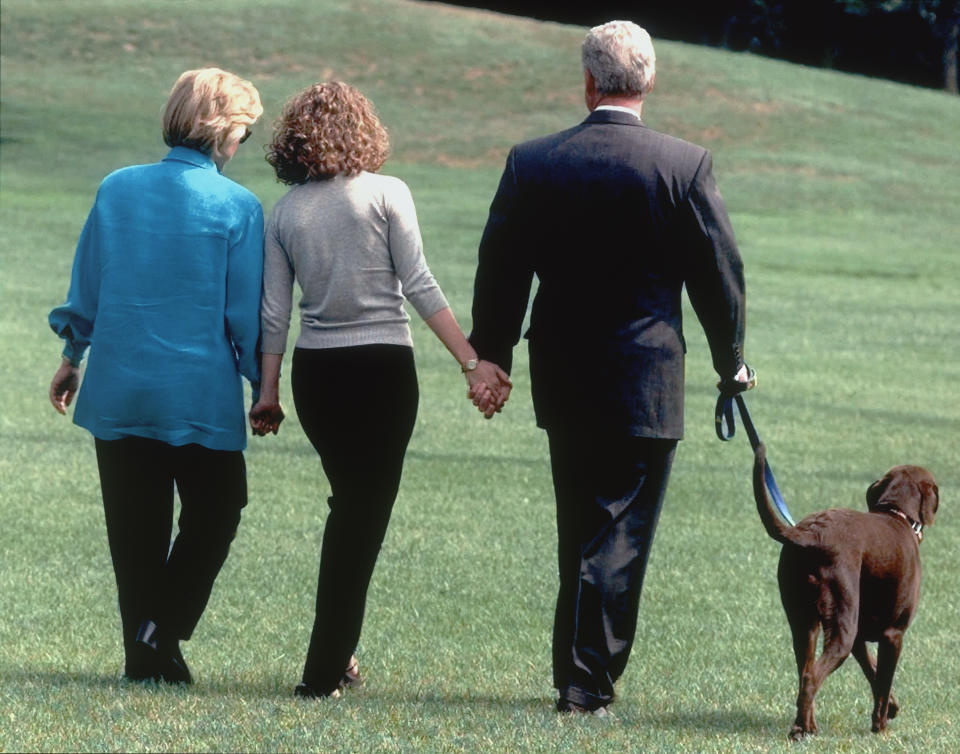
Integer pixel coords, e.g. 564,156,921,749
715,0,959,92
447,0,960,92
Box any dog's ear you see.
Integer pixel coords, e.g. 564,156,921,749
919,480,939,526
866,475,890,511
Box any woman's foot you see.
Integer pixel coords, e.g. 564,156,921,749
294,655,362,699
342,655,362,688
294,682,341,699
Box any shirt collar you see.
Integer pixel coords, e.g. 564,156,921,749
593,105,642,121
163,146,218,171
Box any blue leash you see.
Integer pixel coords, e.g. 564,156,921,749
715,390,796,526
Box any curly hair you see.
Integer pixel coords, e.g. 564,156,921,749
266,82,390,184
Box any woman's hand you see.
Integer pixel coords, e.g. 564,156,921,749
249,399,285,436
251,352,285,436
50,358,80,415
466,360,512,419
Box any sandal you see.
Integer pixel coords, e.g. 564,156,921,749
342,655,363,689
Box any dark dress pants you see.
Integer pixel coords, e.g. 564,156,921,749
291,345,418,694
547,430,677,710
94,437,247,669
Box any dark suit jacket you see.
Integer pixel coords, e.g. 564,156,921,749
469,109,745,438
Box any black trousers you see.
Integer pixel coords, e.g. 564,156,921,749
547,430,677,709
94,437,247,666
292,345,418,694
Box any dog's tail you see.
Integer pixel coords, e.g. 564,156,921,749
754,443,801,545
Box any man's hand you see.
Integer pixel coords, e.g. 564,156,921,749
717,364,756,396
466,361,512,419
50,358,80,415
249,399,285,436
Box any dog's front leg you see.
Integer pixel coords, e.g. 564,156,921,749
852,639,900,723
872,629,905,733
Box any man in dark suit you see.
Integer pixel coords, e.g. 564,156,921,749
468,20,753,715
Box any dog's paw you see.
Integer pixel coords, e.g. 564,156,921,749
871,695,899,732
888,696,900,720
788,724,817,742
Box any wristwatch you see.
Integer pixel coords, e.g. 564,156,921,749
462,358,478,373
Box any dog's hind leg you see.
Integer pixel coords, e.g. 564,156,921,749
788,577,859,741
852,639,899,724
779,554,826,741
871,629,906,733
788,618,821,741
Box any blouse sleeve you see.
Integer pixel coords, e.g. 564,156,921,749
48,201,101,366
225,201,265,388
386,180,449,320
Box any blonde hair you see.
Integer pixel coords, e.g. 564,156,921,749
162,68,263,161
266,82,390,184
582,21,656,98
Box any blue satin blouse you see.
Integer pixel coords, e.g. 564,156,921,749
49,147,264,451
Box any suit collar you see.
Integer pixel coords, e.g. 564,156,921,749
584,109,646,128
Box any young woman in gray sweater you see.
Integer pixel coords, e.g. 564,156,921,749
249,82,509,699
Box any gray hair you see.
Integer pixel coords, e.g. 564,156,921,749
582,21,656,98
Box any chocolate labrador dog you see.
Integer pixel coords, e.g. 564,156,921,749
753,443,939,740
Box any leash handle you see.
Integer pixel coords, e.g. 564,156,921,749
716,391,796,527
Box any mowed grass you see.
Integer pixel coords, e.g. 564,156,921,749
2,0,959,752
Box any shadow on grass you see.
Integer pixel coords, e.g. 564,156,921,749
2,666,545,710
4,666,782,735
637,707,782,736
406,448,549,467
2,668,125,691
372,689,552,714
396,692,782,735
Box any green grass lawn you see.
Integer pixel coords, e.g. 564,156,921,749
2,1,958,751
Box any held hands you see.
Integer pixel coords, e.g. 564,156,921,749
49,358,80,415
249,399,285,436
465,360,512,419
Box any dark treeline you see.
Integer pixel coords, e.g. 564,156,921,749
436,0,959,93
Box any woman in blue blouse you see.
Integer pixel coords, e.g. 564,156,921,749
48,68,264,684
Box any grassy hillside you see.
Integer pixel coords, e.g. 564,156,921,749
2,1,958,752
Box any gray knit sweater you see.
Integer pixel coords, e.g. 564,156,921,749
261,172,449,354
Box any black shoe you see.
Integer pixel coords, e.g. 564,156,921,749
162,642,192,685
294,682,341,700
124,641,162,682
135,619,192,685
557,698,610,717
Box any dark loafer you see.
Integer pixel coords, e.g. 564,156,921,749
557,698,610,717
124,641,162,682
161,642,192,685
135,619,192,685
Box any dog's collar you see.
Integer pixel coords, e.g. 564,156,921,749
877,506,924,542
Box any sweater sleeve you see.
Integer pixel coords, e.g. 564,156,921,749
260,206,296,354
385,180,449,320
225,200,265,387
49,199,101,366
